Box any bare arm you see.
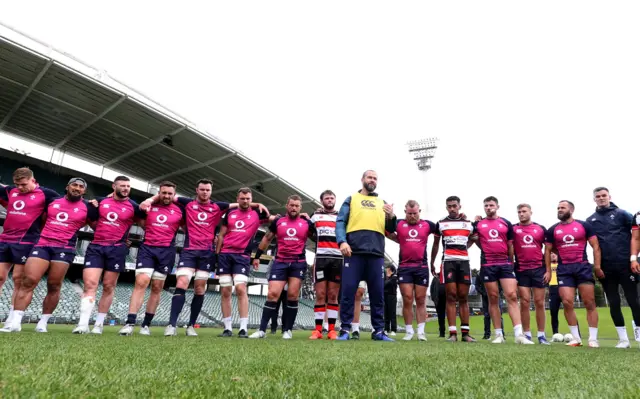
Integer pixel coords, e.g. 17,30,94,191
508,241,514,264
252,231,275,269
631,229,640,274
216,225,227,254
430,235,441,271
588,236,603,278
386,232,398,243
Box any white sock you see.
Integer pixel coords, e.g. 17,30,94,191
37,314,52,329
240,318,248,331
633,320,637,329
495,328,503,337
323,322,329,331
524,330,531,337
11,310,24,328
569,325,580,341
589,327,598,342
405,325,414,334
352,323,360,333
95,313,107,326
449,325,457,333
417,322,425,335
223,317,232,331
616,326,629,342
514,324,523,337
5,308,14,325
537,331,546,338
78,296,94,327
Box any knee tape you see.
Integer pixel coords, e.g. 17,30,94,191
135,268,154,278
195,270,210,281
358,281,367,290
151,271,167,281
233,274,248,285
219,275,233,287
176,268,194,281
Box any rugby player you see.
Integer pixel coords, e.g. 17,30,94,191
3,178,98,332
588,187,640,348
119,181,183,336
430,196,475,342
73,176,145,334
309,190,341,340
335,170,397,341
512,203,550,344
216,188,272,338
250,195,313,339
0,167,59,329
472,197,533,344
632,212,640,345
386,200,436,341
545,200,601,347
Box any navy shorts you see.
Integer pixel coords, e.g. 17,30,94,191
269,260,307,281
30,246,75,264
136,244,176,276
398,266,430,286
481,264,516,283
179,249,215,272
557,263,594,288
516,267,547,288
0,242,34,265
217,253,251,276
84,244,129,273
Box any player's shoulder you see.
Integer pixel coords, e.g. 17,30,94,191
532,221,547,231
499,217,512,225
547,221,561,231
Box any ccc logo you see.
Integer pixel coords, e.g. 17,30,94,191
361,200,376,208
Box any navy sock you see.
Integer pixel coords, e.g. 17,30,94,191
284,300,298,331
169,288,186,327
189,294,204,326
259,301,277,332
126,313,137,325
141,312,155,328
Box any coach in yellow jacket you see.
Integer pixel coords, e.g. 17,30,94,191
335,170,397,341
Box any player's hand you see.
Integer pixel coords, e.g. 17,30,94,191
89,199,99,208
543,271,551,284
340,242,352,257
631,260,640,274
383,203,394,218
594,266,605,279
257,203,269,216
300,212,310,220
430,263,437,276
140,199,153,212
125,239,132,248
252,258,260,270
107,193,114,198
474,215,482,222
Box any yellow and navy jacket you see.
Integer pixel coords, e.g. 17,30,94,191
336,191,396,257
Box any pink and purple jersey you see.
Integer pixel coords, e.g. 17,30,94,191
0,185,60,244
545,220,595,265
37,197,99,248
143,203,184,247
221,208,270,255
177,197,229,250
91,197,144,246
512,222,546,271
395,219,436,267
473,217,514,266
269,216,313,262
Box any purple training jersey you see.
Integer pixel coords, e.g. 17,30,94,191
177,197,229,250
269,216,313,262
512,222,546,271
37,197,99,248
143,203,184,247
91,197,144,246
473,217,514,266
0,185,60,244
221,208,270,255
396,219,436,267
545,220,595,265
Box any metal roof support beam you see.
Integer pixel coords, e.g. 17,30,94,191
102,126,186,167
210,177,278,195
149,152,237,183
54,95,127,149
0,59,53,129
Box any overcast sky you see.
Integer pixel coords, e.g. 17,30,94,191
2,1,640,268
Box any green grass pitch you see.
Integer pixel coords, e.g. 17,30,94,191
0,309,638,398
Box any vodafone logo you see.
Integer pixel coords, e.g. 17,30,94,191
13,200,25,211
156,214,168,224
523,235,534,245
286,228,297,237
106,212,119,222
489,229,499,238
197,212,208,221
408,229,418,238
235,220,245,229
563,235,575,244
56,212,69,222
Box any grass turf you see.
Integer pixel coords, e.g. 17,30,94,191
1,308,639,398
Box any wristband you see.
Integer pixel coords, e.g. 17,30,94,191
254,249,264,261
632,255,638,262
